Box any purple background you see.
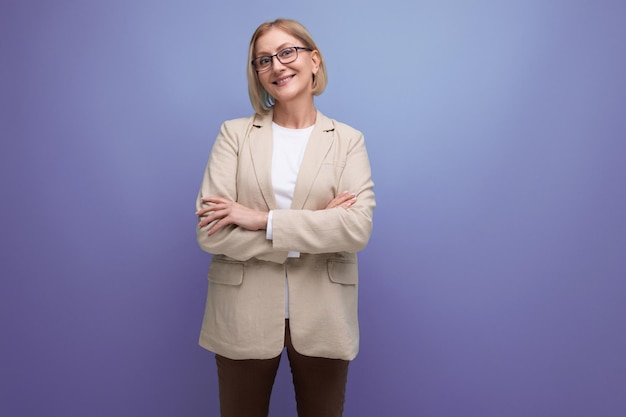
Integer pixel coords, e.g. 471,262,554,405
2,1,625,416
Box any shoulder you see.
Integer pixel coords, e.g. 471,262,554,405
220,112,273,133
333,120,363,138
221,114,256,131
318,112,363,139
215,114,265,143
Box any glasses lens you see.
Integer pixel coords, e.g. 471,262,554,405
277,47,297,63
254,56,272,71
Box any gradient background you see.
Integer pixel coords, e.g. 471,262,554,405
1,0,625,416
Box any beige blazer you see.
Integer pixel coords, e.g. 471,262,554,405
196,110,375,360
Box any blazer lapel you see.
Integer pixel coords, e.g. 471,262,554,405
248,112,277,209
291,111,335,209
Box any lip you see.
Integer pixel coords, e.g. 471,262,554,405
272,75,294,86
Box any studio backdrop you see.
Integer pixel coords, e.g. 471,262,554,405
1,1,625,416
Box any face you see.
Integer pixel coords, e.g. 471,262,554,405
253,28,320,106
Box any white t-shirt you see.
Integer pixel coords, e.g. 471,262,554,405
265,121,314,317
265,122,313,256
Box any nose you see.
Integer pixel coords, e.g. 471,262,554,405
271,56,286,71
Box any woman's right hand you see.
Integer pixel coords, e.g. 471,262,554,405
325,191,357,209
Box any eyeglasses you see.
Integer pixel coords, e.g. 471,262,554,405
251,46,313,72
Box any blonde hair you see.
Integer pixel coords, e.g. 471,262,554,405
247,18,327,115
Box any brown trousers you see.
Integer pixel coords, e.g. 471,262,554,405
215,320,350,417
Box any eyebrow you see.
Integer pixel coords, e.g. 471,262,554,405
255,43,295,56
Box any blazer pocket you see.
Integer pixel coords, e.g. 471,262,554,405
207,257,244,286
327,259,358,285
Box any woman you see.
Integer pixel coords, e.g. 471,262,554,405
195,18,375,417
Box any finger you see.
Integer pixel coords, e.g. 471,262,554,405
207,216,233,235
199,216,214,228
335,193,356,205
341,196,357,208
199,211,218,227
207,220,218,235
333,191,350,201
196,203,228,216
202,196,229,204
196,207,212,216
198,206,230,226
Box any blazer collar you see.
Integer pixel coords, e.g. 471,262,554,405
249,110,336,210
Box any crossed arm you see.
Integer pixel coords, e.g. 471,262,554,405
195,191,357,236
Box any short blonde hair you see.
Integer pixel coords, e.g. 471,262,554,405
247,19,327,115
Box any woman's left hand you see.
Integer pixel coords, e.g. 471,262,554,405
196,197,268,236
325,191,357,209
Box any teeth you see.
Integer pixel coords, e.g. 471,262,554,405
275,76,293,85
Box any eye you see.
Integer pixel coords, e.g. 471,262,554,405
278,48,295,59
257,56,272,66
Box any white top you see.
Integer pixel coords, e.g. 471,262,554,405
265,121,314,317
265,122,313,255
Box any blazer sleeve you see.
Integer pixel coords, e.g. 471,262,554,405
271,129,376,254
195,120,289,264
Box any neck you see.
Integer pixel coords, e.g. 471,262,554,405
272,100,317,129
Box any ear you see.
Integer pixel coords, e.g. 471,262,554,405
310,50,321,74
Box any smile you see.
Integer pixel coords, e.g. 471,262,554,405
273,75,294,86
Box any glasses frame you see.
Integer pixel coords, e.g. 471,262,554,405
252,46,313,73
